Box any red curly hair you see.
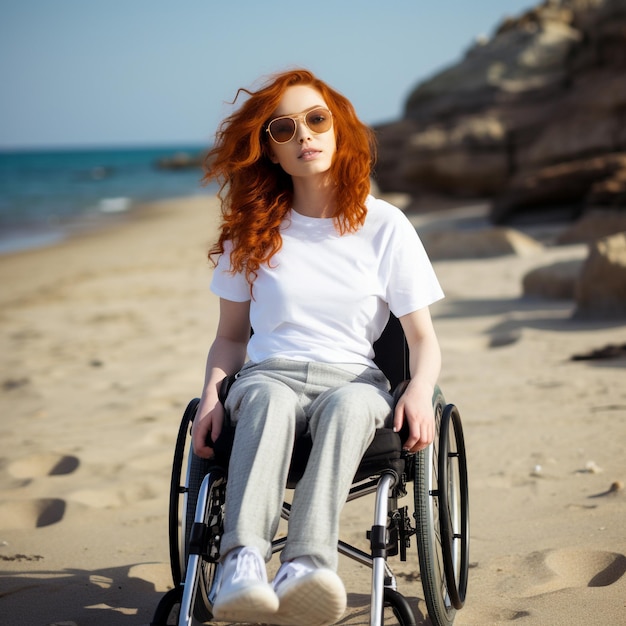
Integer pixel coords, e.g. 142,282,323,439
203,69,376,284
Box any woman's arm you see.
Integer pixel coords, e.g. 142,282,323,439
191,298,251,458
395,307,442,452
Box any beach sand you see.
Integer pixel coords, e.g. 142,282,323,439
0,195,624,626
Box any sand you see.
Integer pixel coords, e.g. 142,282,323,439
0,195,624,626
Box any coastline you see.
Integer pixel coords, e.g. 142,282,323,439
0,187,216,259
0,194,624,625
0,195,220,304
0,143,213,258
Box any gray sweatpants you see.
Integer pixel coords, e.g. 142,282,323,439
221,358,394,570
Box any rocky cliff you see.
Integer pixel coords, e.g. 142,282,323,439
374,0,626,224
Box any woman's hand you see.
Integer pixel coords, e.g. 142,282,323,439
393,381,435,452
192,401,225,458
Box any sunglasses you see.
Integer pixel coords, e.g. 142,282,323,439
265,106,333,144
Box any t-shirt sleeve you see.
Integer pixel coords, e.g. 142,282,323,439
209,240,251,302
384,212,444,317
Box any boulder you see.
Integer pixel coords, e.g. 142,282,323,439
491,153,626,224
574,231,626,319
557,210,626,243
374,120,420,193
421,227,543,260
588,165,626,206
374,0,626,225
403,16,581,123
400,116,510,196
522,259,583,299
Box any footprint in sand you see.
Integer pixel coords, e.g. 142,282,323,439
522,548,626,597
0,498,66,528
0,453,80,529
7,452,80,478
488,329,523,348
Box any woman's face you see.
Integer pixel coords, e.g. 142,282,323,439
266,85,336,180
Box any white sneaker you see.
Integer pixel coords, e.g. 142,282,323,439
212,546,279,622
271,557,347,626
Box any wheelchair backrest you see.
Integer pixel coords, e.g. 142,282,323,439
372,314,409,389
247,314,409,389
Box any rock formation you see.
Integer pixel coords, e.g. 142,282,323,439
557,209,626,243
574,231,626,318
422,227,543,260
155,151,206,170
522,259,582,298
374,0,626,224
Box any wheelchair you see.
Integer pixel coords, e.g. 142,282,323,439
152,314,469,626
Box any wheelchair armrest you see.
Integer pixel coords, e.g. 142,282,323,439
218,373,239,405
391,380,411,444
196,375,237,468
391,379,410,403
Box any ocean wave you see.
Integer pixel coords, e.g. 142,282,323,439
98,197,132,213
0,229,65,256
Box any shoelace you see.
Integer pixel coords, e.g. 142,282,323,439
273,559,314,591
231,548,264,583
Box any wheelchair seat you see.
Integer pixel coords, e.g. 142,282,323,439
152,314,470,626
210,311,411,486
212,416,406,489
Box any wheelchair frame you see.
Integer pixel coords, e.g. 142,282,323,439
152,316,469,626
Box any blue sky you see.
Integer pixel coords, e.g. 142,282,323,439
0,0,533,149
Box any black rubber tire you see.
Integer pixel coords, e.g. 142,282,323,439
168,398,200,586
414,388,459,626
438,404,469,610
383,587,417,625
167,398,220,623
150,587,181,626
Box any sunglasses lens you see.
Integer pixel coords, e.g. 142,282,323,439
267,108,332,143
306,108,332,133
269,118,296,143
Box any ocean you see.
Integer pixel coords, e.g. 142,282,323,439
0,145,217,255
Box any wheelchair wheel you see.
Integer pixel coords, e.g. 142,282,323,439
414,390,469,626
168,398,202,586
150,587,181,625
438,404,469,609
383,587,416,625
167,398,223,624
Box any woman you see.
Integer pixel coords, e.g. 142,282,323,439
192,69,444,626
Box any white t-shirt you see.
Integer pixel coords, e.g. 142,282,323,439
210,195,444,367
